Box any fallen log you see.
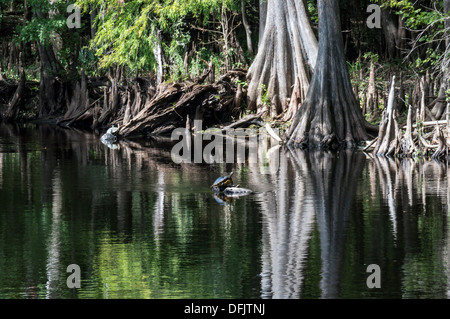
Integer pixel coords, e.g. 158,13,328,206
118,82,185,137
220,112,265,132
402,120,448,129
118,69,248,138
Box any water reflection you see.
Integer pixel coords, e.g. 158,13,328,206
256,150,365,298
0,123,450,299
255,147,450,299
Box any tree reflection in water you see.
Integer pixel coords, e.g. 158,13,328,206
255,149,365,298
254,147,450,299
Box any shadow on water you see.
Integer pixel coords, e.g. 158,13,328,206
1,123,450,299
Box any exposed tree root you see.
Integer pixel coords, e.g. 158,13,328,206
369,77,449,160
399,105,417,156
374,77,400,156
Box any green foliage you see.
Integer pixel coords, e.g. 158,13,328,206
363,52,379,63
234,78,248,87
74,0,246,77
375,0,446,29
76,0,157,71
375,1,448,74
11,0,88,77
258,83,271,106
17,0,68,44
306,0,318,24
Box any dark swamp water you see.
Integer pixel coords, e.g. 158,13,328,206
1,123,450,299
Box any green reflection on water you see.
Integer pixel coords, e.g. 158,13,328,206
1,123,450,299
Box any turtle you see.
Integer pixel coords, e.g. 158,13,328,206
211,172,234,192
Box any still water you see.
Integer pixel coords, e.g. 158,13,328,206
0,123,449,299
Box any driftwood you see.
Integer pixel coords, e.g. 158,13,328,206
403,120,449,129
118,69,247,138
118,83,200,137
220,111,265,132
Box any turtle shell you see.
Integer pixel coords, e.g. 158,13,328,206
211,172,234,192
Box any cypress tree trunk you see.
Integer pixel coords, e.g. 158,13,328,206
38,42,63,117
247,0,318,119
287,0,375,149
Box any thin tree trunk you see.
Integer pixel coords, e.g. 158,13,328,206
259,0,267,45
241,0,254,57
221,6,230,72
153,29,166,86
381,8,401,59
366,60,379,121
90,5,97,40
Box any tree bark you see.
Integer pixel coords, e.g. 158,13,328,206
286,0,371,149
118,70,247,137
445,0,450,47
153,29,166,86
38,42,63,117
58,70,91,127
366,60,379,121
241,0,254,57
247,0,318,118
431,125,448,159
